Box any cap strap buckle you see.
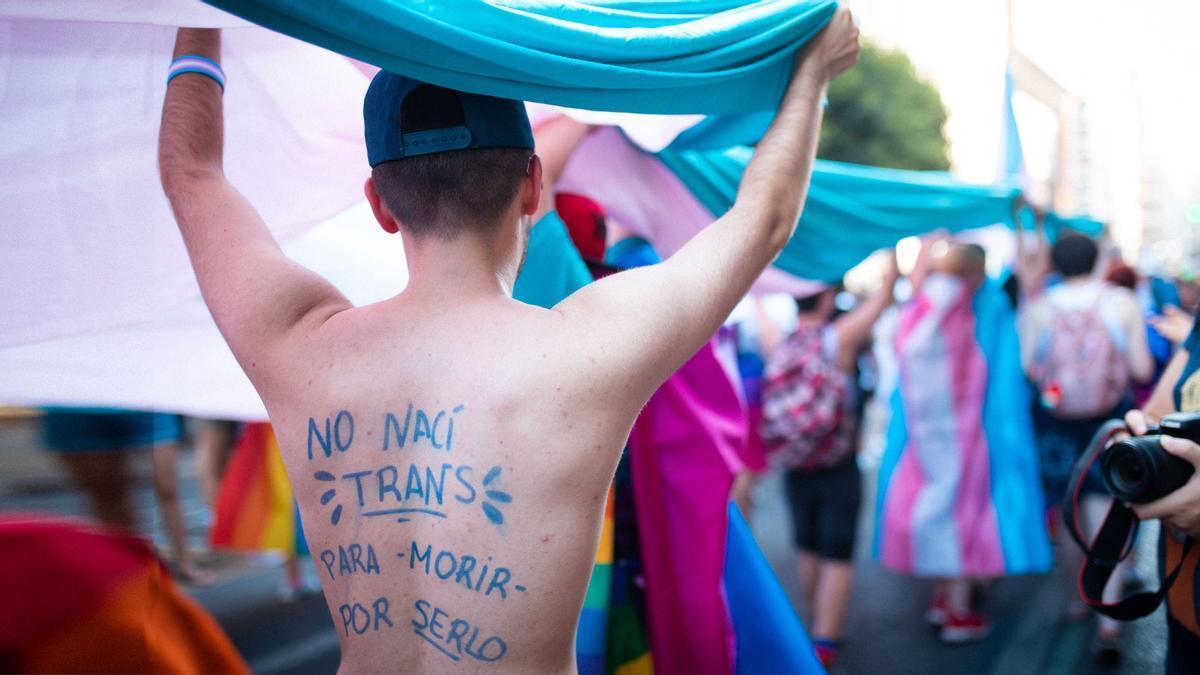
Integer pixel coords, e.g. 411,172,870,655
401,126,472,157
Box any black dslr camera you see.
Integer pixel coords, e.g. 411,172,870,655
1101,411,1200,503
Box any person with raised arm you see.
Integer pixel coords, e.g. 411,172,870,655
158,14,859,673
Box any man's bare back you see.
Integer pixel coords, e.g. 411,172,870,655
159,15,858,673
273,302,632,672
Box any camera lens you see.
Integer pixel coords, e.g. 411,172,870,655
1101,438,1158,503
1116,454,1145,483
1101,435,1196,503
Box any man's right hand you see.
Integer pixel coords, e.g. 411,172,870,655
802,8,861,83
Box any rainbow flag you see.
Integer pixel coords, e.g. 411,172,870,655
606,451,654,675
0,515,248,673
210,423,306,554
577,483,615,674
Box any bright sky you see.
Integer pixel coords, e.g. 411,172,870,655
844,0,1200,261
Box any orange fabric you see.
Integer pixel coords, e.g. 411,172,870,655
22,561,248,674
1166,531,1200,637
230,463,270,547
1,516,248,674
212,424,272,549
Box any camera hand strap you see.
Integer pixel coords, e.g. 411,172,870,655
1063,420,1194,621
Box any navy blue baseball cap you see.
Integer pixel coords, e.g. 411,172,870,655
364,72,534,167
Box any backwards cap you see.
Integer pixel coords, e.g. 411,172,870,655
363,72,534,167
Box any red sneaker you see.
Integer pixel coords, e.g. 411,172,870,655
939,611,991,643
926,593,949,626
813,640,840,668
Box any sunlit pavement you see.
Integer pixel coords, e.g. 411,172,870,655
0,416,1170,673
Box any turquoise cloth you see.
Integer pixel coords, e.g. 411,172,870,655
605,236,662,269
202,0,836,113
1045,212,1104,239
658,146,1023,282
512,211,592,308
971,281,1053,574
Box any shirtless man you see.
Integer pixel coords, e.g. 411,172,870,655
159,14,859,674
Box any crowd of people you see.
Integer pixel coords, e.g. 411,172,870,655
35,190,1200,673
743,224,1200,669
5,9,1200,674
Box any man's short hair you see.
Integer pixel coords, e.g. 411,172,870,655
371,86,532,240
1051,233,1099,278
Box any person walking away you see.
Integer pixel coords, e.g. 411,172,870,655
1019,233,1153,661
760,254,898,667
41,407,212,584
877,241,1051,643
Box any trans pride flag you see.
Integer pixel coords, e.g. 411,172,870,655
874,276,1051,578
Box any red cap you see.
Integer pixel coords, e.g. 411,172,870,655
556,192,607,263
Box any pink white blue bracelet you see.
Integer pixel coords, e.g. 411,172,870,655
167,55,225,92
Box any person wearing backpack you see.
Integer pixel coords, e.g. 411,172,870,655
759,254,898,668
1019,232,1154,661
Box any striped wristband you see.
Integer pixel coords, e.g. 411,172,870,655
167,55,225,92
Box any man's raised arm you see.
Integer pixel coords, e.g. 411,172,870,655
555,10,860,409
159,28,349,381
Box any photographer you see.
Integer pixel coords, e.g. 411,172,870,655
1124,307,1200,674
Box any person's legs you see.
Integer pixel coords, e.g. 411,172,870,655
194,419,236,509
55,451,135,530
928,578,949,624
808,456,861,667
784,467,821,617
152,442,213,584
811,558,854,640
938,577,992,643
943,577,972,615
797,550,820,610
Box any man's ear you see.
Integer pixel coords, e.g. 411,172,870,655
521,154,544,217
364,177,399,234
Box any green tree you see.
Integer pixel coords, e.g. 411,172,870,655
818,42,951,171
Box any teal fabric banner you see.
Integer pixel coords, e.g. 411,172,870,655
1045,212,1104,239
202,0,836,114
658,146,1023,282
512,211,592,308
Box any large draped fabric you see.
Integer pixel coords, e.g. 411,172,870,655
0,3,1100,420
0,10,385,419
629,334,747,675
201,0,837,114
659,147,1024,282
0,4,811,417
